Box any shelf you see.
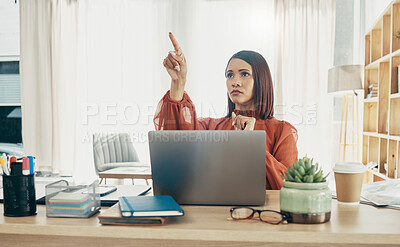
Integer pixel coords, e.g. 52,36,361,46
390,93,400,99
363,102,378,132
390,97,400,135
393,3,400,52
389,135,400,141
390,56,400,94
371,24,382,62
368,168,390,181
388,140,397,178
364,97,378,102
364,0,400,183
365,53,390,69
365,34,371,65
363,132,387,138
365,2,392,34
378,62,390,134
391,48,400,57
368,136,379,163
363,135,368,165
383,14,391,56
379,138,388,174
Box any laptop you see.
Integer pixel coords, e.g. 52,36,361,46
148,130,266,205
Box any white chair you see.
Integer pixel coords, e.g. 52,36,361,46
92,133,151,184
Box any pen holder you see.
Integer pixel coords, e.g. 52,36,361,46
2,174,37,217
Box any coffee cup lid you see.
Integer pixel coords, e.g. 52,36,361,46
333,162,366,174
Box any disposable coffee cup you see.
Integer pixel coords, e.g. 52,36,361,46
333,162,366,205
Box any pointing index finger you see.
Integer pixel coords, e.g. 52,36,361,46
169,32,182,56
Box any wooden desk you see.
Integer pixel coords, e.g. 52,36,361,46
0,191,400,246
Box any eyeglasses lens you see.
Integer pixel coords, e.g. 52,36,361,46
259,211,282,224
231,208,253,219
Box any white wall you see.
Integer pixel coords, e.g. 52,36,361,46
0,0,19,58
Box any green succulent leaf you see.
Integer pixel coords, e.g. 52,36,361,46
289,167,296,177
321,172,330,182
314,175,323,182
305,159,311,171
286,171,294,181
297,165,306,176
299,159,305,168
315,169,323,178
293,169,302,178
309,165,317,175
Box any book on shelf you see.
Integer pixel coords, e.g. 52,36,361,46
368,83,378,91
119,195,184,217
366,83,378,99
98,203,166,226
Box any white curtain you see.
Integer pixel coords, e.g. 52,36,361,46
20,0,275,183
274,0,336,172
20,0,78,174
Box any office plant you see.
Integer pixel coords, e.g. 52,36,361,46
280,156,332,224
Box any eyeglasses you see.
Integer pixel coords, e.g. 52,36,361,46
230,207,289,225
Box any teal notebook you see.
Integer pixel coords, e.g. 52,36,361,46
118,195,184,217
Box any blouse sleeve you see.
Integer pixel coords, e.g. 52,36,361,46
265,121,298,190
153,90,210,130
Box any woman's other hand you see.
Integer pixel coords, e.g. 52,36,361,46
164,32,187,101
231,112,256,130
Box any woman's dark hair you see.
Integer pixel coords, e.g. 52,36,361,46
225,50,274,120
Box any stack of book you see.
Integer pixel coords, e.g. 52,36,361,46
98,195,184,226
366,83,378,98
48,192,94,216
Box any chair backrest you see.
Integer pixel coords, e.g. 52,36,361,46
92,133,140,174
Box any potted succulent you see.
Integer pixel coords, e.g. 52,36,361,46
280,156,331,224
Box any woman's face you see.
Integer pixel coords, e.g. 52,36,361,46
226,58,254,110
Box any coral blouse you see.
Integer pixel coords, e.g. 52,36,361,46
153,90,298,190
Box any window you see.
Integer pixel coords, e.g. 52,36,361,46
0,61,23,156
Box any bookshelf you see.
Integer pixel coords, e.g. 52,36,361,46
363,1,400,183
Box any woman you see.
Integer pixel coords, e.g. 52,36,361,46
154,32,298,189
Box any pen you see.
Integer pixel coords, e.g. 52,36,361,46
5,154,9,169
9,156,16,170
10,156,17,163
22,157,30,175
27,156,35,175
1,153,7,165
0,158,10,175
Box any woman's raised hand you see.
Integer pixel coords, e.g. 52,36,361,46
232,112,256,131
164,32,187,101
